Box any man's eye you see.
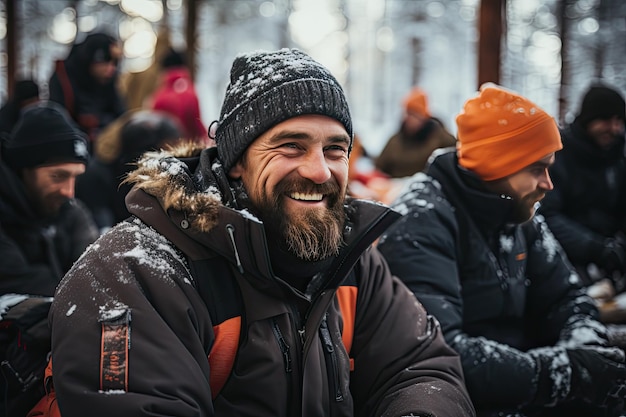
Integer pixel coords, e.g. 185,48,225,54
326,145,347,153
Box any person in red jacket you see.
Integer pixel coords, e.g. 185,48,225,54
149,48,208,145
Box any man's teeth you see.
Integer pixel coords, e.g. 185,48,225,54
291,192,323,201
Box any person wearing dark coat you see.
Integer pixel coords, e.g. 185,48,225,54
75,109,183,232
48,32,125,150
377,83,626,417
47,48,474,417
0,101,98,296
539,84,626,292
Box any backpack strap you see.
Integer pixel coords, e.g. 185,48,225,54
26,360,58,417
53,61,75,119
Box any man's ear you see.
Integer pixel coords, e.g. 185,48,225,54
229,162,243,179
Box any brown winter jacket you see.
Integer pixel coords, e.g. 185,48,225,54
375,118,456,178
49,145,474,417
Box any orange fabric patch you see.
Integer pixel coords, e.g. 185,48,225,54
336,286,357,355
209,316,241,398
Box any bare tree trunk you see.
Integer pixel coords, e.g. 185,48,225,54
185,0,198,81
556,0,572,125
6,0,16,98
477,0,505,87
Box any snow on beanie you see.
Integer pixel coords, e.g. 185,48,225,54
456,83,562,181
2,101,89,171
403,87,431,117
575,84,625,127
215,48,353,172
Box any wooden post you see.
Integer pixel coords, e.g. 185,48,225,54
6,0,16,98
185,0,197,81
477,0,504,88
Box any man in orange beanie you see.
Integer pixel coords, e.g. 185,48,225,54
378,83,626,416
374,86,456,178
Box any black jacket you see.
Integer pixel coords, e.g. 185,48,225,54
378,150,604,412
50,145,475,417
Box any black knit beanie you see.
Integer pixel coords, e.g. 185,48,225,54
215,48,353,172
575,84,626,127
2,101,89,171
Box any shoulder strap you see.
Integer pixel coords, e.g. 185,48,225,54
53,61,75,119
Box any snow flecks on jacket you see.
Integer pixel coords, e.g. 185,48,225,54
532,216,556,259
558,314,609,348
66,304,77,316
500,234,514,253
453,333,536,371
98,300,129,322
392,174,437,216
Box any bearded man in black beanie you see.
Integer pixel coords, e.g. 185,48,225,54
0,101,99,415
0,101,98,296
45,48,474,417
539,83,626,298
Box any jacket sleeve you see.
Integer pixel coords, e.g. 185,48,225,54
50,221,215,417
350,247,475,417
0,223,60,296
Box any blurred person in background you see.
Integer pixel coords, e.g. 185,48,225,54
119,27,172,111
0,79,41,136
148,47,208,145
0,101,97,296
539,84,626,306
375,86,456,178
48,32,126,151
377,84,626,417
76,109,184,232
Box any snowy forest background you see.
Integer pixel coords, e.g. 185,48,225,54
0,0,625,156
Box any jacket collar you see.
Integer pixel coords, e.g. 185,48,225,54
428,150,517,234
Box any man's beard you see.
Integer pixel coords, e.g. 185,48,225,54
30,190,68,219
251,178,346,261
510,191,543,224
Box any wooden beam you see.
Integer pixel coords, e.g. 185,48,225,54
6,0,16,98
477,0,505,88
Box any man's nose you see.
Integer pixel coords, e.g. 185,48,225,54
297,151,332,184
59,179,76,199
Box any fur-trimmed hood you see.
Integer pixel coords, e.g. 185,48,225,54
124,143,230,234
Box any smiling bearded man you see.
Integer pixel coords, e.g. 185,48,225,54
47,48,475,417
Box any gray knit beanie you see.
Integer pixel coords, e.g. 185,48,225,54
215,48,353,171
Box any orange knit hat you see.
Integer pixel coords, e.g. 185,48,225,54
456,83,562,181
403,87,431,117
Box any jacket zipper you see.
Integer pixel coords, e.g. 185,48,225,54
271,318,292,373
320,315,343,402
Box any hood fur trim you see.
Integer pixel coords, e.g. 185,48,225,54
124,143,222,233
